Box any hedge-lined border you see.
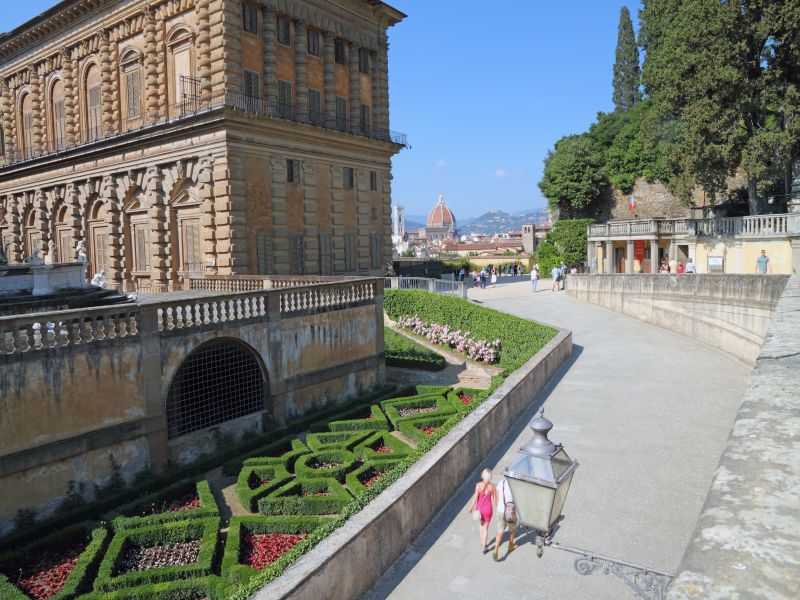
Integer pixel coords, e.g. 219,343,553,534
446,387,484,413
258,479,353,516
105,480,218,531
94,517,220,592
323,405,390,433
386,354,446,372
236,465,293,513
381,395,458,429
0,524,107,600
345,460,403,497
397,415,452,446
79,575,228,600
239,439,310,473
353,432,414,463
293,450,358,483
304,430,373,452
221,516,333,586
384,327,447,371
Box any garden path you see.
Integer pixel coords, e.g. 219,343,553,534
364,280,751,600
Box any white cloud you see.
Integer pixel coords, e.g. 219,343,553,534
495,169,510,178
436,158,448,169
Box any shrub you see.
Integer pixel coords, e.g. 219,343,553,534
258,479,353,516
397,415,452,446
352,432,413,462
394,316,501,363
345,460,403,497
239,439,310,474
309,404,390,434
78,575,227,600
384,328,446,371
380,396,458,429
93,517,220,592
446,388,484,413
414,385,452,396
293,450,358,483
384,290,556,373
221,516,333,585
105,480,218,531
0,523,107,600
235,465,293,513
304,431,374,452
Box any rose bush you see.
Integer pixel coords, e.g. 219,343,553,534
396,316,501,363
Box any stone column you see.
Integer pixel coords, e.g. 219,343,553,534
32,189,49,253
64,183,82,257
155,10,167,119
348,42,361,133
605,240,613,274
144,8,160,122
6,195,22,262
294,20,308,122
99,30,114,136
29,64,44,155
262,4,278,106
330,163,345,273
0,81,14,159
196,0,212,97
302,161,318,273
377,31,389,133
650,239,659,273
197,155,217,274
626,240,634,274
61,47,76,147
323,31,336,127
144,166,169,292
101,175,123,290
594,241,602,273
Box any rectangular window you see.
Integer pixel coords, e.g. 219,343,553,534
88,86,102,141
359,48,370,73
371,207,378,221
125,70,141,119
308,89,322,124
291,234,305,275
370,171,378,191
133,223,151,272
243,3,258,34
334,39,346,64
307,29,320,56
53,99,66,150
318,233,332,275
23,112,34,151
343,167,354,189
287,158,300,183
335,96,347,130
181,220,202,276
256,232,272,275
371,233,382,269
344,234,356,272
244,70,260,99
360,103,370,134
278,79,293,118
277,16,291,46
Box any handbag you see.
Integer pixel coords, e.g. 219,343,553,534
471,510,481,521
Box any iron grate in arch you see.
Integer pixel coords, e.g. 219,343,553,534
166,341,265,439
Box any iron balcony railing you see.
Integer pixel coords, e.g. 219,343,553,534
0,89,408,168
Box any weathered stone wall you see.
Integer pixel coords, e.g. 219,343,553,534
668,275,800,599
608,178,689,221
565,274,789,364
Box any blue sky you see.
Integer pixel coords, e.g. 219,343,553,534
1,1,642,219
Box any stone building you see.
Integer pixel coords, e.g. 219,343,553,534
0,0,406,292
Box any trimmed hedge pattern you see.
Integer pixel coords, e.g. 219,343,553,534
258,479,353,516
304,430,374,452
345,460,403,497
236,465,293,513
398,415,451,446
316,404,390,433
293,450,358,483
105,480,218,531
353,432,414,463
381,395,458,429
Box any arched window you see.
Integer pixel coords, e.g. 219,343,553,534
87,197,109,277
167,27,194,107
53,204,73,262
120,48,143,125
166,339,267,439
23,206,40,256
84,63,102,141
19,92,33,156
50,79,66,150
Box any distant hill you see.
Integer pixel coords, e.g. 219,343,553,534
460,209,549,236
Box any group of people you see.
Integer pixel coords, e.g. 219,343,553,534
467,469,518,561
658,257,697,274
462,262,527,289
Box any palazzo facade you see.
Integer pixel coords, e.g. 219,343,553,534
0,0,406,292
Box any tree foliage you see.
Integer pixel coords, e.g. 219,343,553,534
536,219,594,273
640,0,800,214
613,6,642,112
538,136,607,218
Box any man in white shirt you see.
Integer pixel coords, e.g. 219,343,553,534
493,477,518,561
685,257,696,274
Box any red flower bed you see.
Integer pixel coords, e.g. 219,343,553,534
420,425,440,436
357,410,376,421
458,393,474,406
248,473,271,490
371,441,392,454
16,544,84,600
115,541,201,575
241,531,308,570
360,468,388,489
166,493,202,512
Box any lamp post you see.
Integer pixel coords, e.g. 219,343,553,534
504,407,578,557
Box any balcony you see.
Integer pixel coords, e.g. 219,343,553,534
0,89,408,170
588,215,793,239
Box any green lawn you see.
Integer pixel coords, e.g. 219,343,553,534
384,327,446,371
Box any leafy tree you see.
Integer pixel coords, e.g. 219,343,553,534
536,219,594,273
612,6,642,111
641,0,800,214
538,135,607,218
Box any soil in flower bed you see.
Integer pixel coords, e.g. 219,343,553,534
14,543,84,600
397,405,437,417
114,540,201,575
124,492,201,517
359,468,388,489
420,425,441,436
356,410,376,420
241,532,308,570
248,473,271,490
308,458,341,470
370,442,392,454
458,393,474,406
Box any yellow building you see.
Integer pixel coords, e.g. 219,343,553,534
0,0,406,291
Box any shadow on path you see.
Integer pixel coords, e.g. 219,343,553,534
362,344,584,600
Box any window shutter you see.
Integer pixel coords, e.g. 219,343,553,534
126,71,140,118
309,89,321,123
256,232,272,274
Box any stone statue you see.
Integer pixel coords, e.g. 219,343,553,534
27,246,44,265
91,269,107,288
76,240,88,264
47,239,57,263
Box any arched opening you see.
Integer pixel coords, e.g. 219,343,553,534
23,207,40,257
87,196,109,277
167,27,194,109
84,63,102,141
53,203,72,263
50,79,66,150
18,91,33,157
119,48,143,127
165,339,267,439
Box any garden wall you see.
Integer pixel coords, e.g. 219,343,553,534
253,326,572,600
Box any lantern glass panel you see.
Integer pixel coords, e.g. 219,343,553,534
506,476,555,532
552,449,572,479
508,453,554,483
549,471,575,529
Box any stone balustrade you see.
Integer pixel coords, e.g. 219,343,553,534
588,214,792,239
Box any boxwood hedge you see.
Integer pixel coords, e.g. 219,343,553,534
381,395,458,429
105,480,218,531
309,404,390,434
384,327,446,371
293,450,358,483
258,479,353,516
79,575,228,600
397,415,451,446
304,430,374,452
345,460,403,497
353,432,414,462
239,439,310,473
236,464,293,513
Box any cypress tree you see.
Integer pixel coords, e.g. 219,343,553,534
612,6,642,112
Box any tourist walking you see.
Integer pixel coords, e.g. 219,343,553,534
685,257,696,274
493,477,518,561
677,261,684,274
551,265,561,292
530,265,539,294
479,268,487,289
467,469,497,554
756,249,772,274
491,268,498,288
459,267,465,282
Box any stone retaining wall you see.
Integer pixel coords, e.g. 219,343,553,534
668,275,800,598
565,274,789,364
254,327,573,600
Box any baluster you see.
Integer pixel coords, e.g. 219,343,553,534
16,326,32,352
82,318,95,343
94,317,107,341
165,307,175,330
243,297,252,319
0,329,12,353
211,301,219,323
44,323,56,348
129,314,139,335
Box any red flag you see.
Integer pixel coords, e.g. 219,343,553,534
627,195,637,213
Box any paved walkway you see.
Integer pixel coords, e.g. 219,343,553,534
364,280,751,600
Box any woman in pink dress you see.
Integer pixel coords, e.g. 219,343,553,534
467,468,498,553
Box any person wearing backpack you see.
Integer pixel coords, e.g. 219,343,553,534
493,476,518,561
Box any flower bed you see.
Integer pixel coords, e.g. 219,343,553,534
77,575,226,600
104,480,218,531
384,327,446,371
258,479,353,516
239,439,311,474
294,450,357,483
345,460,403,497
353,432,414,463
0,524,107,600
221,516,332,586
380,395,457,429
397,416,451,446
314,404,390,433
93,518,219,592
446,387,483,413
304,430,374,452
395,316,501,363
236,465,293,513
